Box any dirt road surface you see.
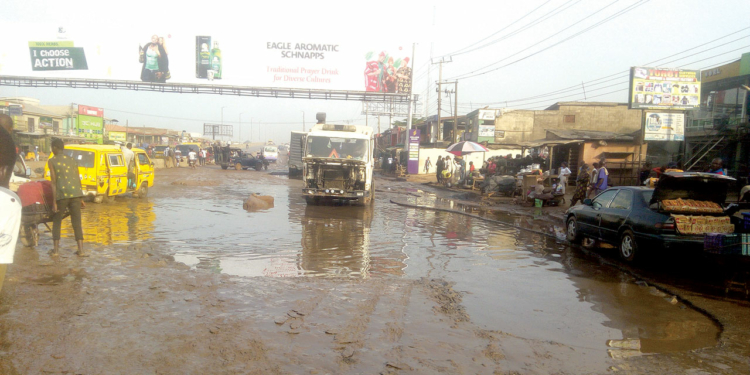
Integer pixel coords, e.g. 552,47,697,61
1,160,749,374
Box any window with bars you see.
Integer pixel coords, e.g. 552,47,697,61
563,115,575,123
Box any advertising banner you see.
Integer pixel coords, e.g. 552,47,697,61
78,105,103,117
78,114,104,144
478,110,496,120
644,112,685,141
407,129,420,175
9,105,23,117
109,131,126,143
0,24,412,94
629,67,701,110
39,116,53,129
478,125,495,143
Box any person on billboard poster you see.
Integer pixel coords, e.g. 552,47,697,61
364,52,387,92
384,57,397,93
140,35,169,83
396,57,412,94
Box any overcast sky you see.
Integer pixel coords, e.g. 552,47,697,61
1,0,749,143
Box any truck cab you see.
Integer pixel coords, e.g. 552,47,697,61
302,122,374,205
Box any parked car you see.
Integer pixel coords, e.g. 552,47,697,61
153,145,168,158
564,172,737,262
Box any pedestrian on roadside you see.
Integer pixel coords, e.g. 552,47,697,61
122,143,136,190
487,159,497,176
595,161,609,194
174,148,182,168
707,158,726,175
188,149,197,170
164,145,172,168
469,161,475,172
0,115,22,283
436,156,444,184
34,146,39,161
424,157,432,173
569,164,590,207
587,162,599,198
48,138,87,257
558,162,571,194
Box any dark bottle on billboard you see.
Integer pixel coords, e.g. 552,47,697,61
210,41,222,79
196,36,211,78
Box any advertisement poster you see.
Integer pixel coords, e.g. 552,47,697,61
479,125,495,137
644,112,685,141
629,67,701,110
109,131,126,143
39,116,53,129
407,129,420,175
0,24,412,94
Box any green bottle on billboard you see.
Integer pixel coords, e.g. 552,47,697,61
196,36,211,78
210,41,222,79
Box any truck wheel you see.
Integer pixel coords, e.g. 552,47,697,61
235,163,242,170
221,164,228,170
304,196,317,205
566,216,582,244
619,230,638,262
21,224,39,247
254,164,262,171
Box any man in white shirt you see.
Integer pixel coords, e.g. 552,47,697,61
558,162,571,194
121,143,136,189
188,150,198,169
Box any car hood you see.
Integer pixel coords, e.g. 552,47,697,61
650,172,735,205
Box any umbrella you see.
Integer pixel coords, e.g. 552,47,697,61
445,141,489,156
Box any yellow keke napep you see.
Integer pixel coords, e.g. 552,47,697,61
45,144,155,203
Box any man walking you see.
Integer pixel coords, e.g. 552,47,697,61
122,143,136,190
558,162,571,194
48,138,87,257
423,157,432,173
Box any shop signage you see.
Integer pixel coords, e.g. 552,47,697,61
629,67,701,110
77,114,104,144
644,112,684,141
478,109,495,120
8,105,23,116
407,129,420,174
109,131,126,142
495,130,506,139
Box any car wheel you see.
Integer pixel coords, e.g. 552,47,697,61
235,163,242,170
619,230,638,262
566,216,582,244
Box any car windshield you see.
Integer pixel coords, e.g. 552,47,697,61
264,146,277,153
63,149,95,168
306,136,367,160
642,190,654,203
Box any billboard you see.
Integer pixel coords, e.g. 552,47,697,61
0,24,412,94
39,116,53,129
79,105,103,117
629,67,701,110
78,115,104,144
109,131,126,143
644,112,684,141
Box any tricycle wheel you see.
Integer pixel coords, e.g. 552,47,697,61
94,195,104,204
21,224,39,247
138,185,149,198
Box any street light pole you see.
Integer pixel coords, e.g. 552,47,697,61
301,110,306,132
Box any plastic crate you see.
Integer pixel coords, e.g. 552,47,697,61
704,233,741,255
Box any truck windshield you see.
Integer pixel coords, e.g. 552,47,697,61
63,150,95,168
306,136,367,160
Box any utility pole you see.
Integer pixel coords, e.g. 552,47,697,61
432,57,451,141
454,81,458,143
377,115,381,136
406,42,416,130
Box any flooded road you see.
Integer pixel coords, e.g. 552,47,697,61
5,165,748,374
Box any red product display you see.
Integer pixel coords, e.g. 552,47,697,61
16,180,53,207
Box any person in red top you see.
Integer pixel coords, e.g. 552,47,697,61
487,160,497,176
469,161,475,172
364,52,386,92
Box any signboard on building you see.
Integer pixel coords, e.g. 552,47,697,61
629,67,701,110
0,24,413,94
78,105,103,117
407,129,420,174
109,131,126,142
8,105,23,117
78,114,104,144
478,110,496,120
479,125,494,138
495,130,506,139
644,112,684,141
39,116,53,129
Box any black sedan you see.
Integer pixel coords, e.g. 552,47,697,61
564,172,736,262
222,150,268,171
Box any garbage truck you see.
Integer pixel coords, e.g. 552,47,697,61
302,113,374,205
288,131,307,178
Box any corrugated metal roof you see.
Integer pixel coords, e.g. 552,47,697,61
545,129,634,141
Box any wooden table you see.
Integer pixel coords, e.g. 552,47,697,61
472,177,484,191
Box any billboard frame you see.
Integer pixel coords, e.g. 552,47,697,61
628,67,701,110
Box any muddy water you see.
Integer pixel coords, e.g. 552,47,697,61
56,169,720,359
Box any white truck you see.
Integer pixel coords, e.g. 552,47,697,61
302,117,374,205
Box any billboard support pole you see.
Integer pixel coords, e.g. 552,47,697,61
407,43,415,130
